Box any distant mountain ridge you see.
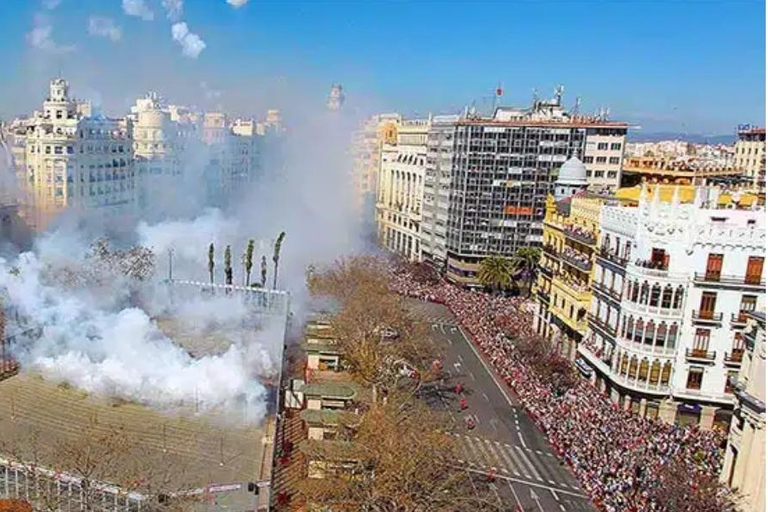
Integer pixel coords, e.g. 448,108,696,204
627,132,736,144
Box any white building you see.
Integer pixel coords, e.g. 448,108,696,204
579,184,765,430
22,78,135,231
721,311,765,512
735,127,765,190
376,117,431,261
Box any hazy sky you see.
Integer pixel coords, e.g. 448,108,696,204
0,0,764,134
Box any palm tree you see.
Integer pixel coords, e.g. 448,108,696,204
477,256,517,294
260,255,268,288
514,247,541,297
224,245,233,286
243,240,255,286
272,232,286,289
207,243,215,284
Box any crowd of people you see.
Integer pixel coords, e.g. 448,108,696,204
386,261,730,512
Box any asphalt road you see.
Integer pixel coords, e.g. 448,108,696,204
408,299,594,512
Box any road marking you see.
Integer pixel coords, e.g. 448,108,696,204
455,325,514,407
517,431,528,449
468,370,476,381
482,392,489,402
489,417,498,432
530,489,545,512
457,354,463,363
514,446,543,482
458,467,585,498
495,442,521,477
507,481,524,511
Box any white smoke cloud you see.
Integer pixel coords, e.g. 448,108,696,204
27,14,75,54
162,0,184,21
171,22,206,59
0,231,280,425
122,0,154,21
88,16,123,42
226,0,250,8
43,0,62,9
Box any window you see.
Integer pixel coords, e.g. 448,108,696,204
650,360,661,384
583,156,594,164
740,295,757,313
608,171,617,178
705,254,723,280
597,142,609,150
610,142,622,150
596,156,607,164
746,256,764,285
661,286,673,309
693,328,710,352
594,170,604,178
725,371,739,394
586,170,592,177
699,292,717,318
609,157,620,164
686,368,704,390
661,362,672,385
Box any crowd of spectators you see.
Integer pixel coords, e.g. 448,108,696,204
386,261,730,512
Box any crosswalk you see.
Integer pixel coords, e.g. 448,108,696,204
405,299,457,326
452,433,582,492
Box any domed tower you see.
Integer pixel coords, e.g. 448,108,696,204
327,84,344,111
49,78,69,102
554,154,589,201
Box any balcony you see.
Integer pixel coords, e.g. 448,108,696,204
685,348,716,362
539,265,553,278
536,287,550,303
691,310,723,325
724,351,744,367
597,248,628,268
564,227,597,246
542,244,558,258
630,259,670,278
588,313,617,338
592,281,622,302
693,273,766,290
561,250,592,272
731,312,750,327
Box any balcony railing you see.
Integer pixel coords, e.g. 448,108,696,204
561,252,592,272
536,287,550,302
597,248,628,268
635,259,669,271
731,312,750,326
693,273,766,288
588,313,617,337
592,281,622,302
564,227,597,246
539,265,553,277
724,351,744,366
685,348,716,362
692,310,723,324
542,244,558,257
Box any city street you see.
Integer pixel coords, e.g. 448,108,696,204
408,299,594,512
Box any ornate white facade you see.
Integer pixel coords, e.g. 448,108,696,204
580,185,765,429
376,118,430,261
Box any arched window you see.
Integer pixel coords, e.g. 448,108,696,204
661,362,672,385
640,282,650,304
668,323,679,349
634,319,644,344
639,358,649,380
625,315,634,339
650,284,661,307
631,281,639,302
673,286,684,309
620,315,628,337
655,322,667,348
629,356,639,378
661,285,673,309
644,321,655,345
620,353,629,375
650,360,661,384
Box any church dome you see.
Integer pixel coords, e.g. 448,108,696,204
557,155,588,185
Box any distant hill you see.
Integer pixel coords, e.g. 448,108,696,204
627,132,736,145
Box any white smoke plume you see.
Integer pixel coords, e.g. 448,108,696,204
171,22,206,59
27,13,75,54
88,16,123,42
43,0,62,10
162,0,184,21
0,229,280,425
226,0,250,8
122,0,154,21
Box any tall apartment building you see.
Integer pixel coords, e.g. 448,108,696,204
420,90,628,286
735,126,765,190
22,78,135,231
577,183,765,430
721,311,765,512
351,114,400,232
376,117,431,261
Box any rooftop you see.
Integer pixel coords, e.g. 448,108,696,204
300,381,359,400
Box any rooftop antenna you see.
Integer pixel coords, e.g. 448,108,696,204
571,97,581,116
554,85,565,106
